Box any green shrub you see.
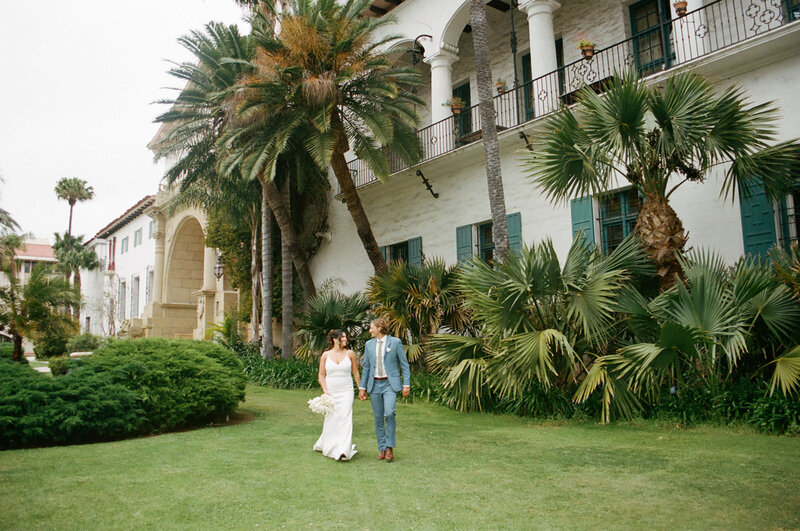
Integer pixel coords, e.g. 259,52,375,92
84,338,246,432
33,329,70,358
0,359,144,449
0,338,247,449
0,343,13,360
66,333,102,353
47,356,75,376
242,354,318,389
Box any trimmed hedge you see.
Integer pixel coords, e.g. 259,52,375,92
66,333,103,353
0,343,12,360
0,338,246,449
242,354,318,389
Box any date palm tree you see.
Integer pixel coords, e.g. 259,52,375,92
526,70,800,288
54,177,94,239
222,0,424,274
469,0,509,260
0,254,79,362
52,232,101,323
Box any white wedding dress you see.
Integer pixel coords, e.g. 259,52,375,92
313,355,357,460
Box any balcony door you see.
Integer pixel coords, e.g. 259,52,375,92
521,40,563,122
630,0,673,76
453,82,472,141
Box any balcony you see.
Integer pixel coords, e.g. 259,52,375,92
345,0,800,189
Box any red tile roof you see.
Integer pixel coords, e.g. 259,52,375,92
88,195,156,243
15,243,56,261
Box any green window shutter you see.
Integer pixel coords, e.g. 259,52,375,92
507,212,522,252
380,245,387,261
408,237,423,266
571,196,595,248
739,181,777,258
779,198,791,251
456,225,473,264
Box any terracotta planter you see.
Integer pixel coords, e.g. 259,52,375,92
580,45,595,60
496,82,507,94
673,1,688,16
450,104,463,115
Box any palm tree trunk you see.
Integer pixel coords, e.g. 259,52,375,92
249,206,260,341
470,0,509,261
11,328,23,363
67,204,74,240
281,180,294,360
261,183,274,359
330,111,387,273
73,269,82,325
635,195,688,290
260,176,317,298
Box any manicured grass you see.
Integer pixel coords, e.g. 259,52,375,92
1,385,799,529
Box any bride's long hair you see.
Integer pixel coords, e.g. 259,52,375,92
326,329,346,349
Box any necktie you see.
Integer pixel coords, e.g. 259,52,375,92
376,339,384,376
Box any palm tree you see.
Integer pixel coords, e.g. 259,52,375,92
52,232,101,323
280,178,293,359
224,1,424,274
574,251,800,422
526,71,800,288
426,234,653,412
296,284,371,361
469,0,509,261
0,261,79,362
54,177,94,238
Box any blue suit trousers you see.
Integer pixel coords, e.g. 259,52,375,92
370,379,397,451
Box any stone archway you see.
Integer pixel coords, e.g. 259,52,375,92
165,217,205,306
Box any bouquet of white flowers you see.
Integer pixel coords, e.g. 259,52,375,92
308,394,335,416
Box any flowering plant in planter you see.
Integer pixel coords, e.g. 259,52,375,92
443,96,466,114
495,77,508,94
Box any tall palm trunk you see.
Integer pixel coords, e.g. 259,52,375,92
330,111,387,273
281,180,294,360
470,0,509,261
261,184,273,359
249,206,260,341
635,195,688,289
261,177,316,297
73,269,81,325
67,201,75,240
11,326,23,363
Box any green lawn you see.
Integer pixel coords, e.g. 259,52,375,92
2,385,799,530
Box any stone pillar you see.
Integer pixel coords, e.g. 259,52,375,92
425,49,459,124
519,0,561,116
150,211,166,304
202,246,217,291
674,0,707,63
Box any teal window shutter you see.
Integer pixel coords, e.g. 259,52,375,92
571,196,595,248
507,212,522,252
408,237,423,266
380,245,387,261
739,181,777,258
456,225,473,264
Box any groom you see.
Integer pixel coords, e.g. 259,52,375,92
358,318,410,462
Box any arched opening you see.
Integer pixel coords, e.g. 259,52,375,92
165,217,205,304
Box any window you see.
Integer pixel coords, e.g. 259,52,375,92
522,40,564,121
630,0,673,76
121,236,129,254
131,276,140,318
741,178,800,257
146,268,154,305
134,228,143,247
600,189,642,253
85,316,91,334
148,220,155,239
23,261,31,273
380,237,422,266
118,280,127,320
787,0,800,22
780,188,800,248
456,213,522,264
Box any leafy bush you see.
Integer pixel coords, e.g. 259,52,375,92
0,343,12,360
0,359,144,449
33,328,71,358
0,338,247,449
47,355,75,376
66,333,102,353
85,338,246,432
242,354,318,389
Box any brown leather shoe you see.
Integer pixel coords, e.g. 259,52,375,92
385,447,394,462
377,450,386,460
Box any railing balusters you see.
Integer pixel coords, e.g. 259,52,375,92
342,0,796,193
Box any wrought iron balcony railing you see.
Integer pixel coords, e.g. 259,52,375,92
344,0,799,190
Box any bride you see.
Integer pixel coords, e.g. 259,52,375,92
313,330,360,461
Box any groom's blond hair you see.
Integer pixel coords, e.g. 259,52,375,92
371,318,389,335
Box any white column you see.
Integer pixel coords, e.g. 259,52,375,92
424,49,459,124
519,0,561,116
202,246,216,291
150,212,166,304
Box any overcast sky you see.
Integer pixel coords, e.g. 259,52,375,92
0,1,249,243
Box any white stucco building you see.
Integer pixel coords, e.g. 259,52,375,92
81,196,157,336
307,0,800,292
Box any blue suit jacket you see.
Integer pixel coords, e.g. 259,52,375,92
359,335,411,393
